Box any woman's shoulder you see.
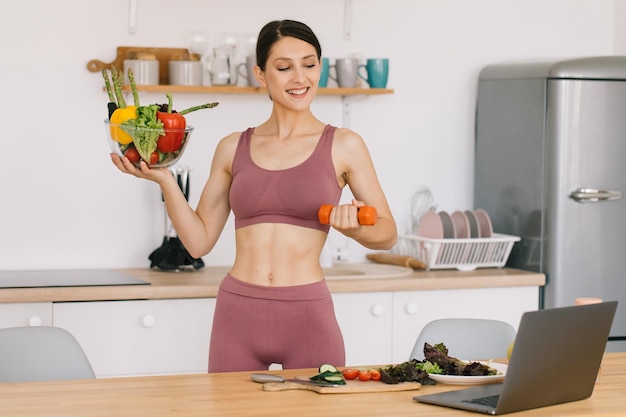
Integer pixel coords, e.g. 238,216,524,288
211,130,247,168
331,126,367,152
216,130,247,151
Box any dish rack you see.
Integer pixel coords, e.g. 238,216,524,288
393,233,520,271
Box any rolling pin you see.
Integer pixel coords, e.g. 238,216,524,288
318,204,377,226
366,253,426,270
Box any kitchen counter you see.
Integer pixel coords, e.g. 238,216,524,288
0,266,544,303
0,352,622,416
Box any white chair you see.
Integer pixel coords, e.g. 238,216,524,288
409,318,516,361
0,326,95,382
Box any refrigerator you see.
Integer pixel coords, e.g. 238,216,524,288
474,56,626,352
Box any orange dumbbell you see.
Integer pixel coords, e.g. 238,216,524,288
318,204,378,226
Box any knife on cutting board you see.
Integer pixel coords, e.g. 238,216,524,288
250,373,340,387
251,373,422,394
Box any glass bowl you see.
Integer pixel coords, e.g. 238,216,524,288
105,120,194,168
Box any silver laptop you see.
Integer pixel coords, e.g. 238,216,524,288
414,301,618,415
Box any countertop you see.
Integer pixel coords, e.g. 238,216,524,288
0,266,544,303
0,352,622,417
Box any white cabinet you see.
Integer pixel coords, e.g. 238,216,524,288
53,298,214,378
0,302,52,328
391,287,539,363
332,292,393,366
333,286,539,366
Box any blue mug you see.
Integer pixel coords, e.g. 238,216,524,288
358,58,389,88
319,57,330,87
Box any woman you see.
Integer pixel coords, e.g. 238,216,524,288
110,19,397,372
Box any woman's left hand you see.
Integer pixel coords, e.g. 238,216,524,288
328,199,366,231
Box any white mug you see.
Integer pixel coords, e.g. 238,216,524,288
169,60,202,86
123,59,159,85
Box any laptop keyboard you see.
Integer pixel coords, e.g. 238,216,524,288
463,394,500,408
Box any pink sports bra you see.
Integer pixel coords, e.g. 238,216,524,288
229,125,342,232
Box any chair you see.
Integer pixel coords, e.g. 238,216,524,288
0,326,95,382
409,318,516,361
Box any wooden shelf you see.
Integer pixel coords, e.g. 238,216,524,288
119,85,394,96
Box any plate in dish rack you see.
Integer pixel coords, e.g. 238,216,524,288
417,210,444,238
473,209,493,238
428,362,507,385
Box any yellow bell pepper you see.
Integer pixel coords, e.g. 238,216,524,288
109,105,137,145
108,66,138,145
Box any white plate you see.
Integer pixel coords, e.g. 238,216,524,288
428,362,507,385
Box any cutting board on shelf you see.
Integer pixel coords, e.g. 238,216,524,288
261,379,421,394
87,46,197,85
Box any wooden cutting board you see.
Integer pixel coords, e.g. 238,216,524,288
261,379,421,394
87,46,197,85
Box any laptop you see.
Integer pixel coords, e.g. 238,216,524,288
414,301,618,415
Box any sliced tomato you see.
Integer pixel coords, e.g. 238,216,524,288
341,368,360,380
358,370,371,381
370,369,381,381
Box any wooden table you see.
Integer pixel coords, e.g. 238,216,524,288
1,353,624,417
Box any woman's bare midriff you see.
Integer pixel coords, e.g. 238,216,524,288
229,223,327,286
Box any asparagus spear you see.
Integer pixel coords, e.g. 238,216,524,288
111,66,128,109
102,69,118,119
179,102,219,115
127,68,141,107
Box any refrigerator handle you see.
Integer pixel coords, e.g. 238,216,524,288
569,188,624,203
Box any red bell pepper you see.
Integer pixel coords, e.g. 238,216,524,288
156,93,186,153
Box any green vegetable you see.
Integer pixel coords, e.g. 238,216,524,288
121,105,164,162
318,364,339,374
423,342,498,376
310,370,341,380
178,102,219,115
310,363,346,385
416,360,443,375
379,360,435,385
323,375,346,384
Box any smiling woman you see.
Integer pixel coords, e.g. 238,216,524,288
109,19,397,374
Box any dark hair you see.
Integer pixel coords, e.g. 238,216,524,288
256,20,322,70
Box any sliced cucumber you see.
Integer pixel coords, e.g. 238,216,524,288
311,370,339,381
323,375,346,385
318,363,339,374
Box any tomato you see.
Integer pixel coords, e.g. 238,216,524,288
370,369,381,381
149,151,160,165
123,147,140,164
342,369,360,380
358,370,371,381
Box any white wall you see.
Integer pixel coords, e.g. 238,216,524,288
0,0,617,270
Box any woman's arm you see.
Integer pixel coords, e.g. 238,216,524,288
330,128,397,250
110,132,239,258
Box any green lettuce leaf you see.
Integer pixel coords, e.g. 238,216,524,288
121,105,164,162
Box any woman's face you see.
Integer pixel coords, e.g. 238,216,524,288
256,36,321,110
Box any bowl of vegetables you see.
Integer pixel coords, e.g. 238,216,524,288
105,115,194,168
102,67,217,168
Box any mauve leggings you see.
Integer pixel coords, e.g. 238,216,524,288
208,273,346,373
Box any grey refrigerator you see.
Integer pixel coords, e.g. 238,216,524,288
474,56,626,352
